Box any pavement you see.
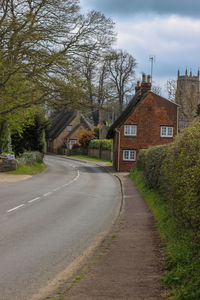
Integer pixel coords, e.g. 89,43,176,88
50,160,166,300
0,173,31,186
0,159,165,299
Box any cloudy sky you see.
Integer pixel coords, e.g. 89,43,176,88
80,0,200,95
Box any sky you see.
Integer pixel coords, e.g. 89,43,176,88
80,0,200,95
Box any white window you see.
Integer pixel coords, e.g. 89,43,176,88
161,126,173,137
69,139,77,149
123,150,136,161
67,125,72,132
124,125,137,136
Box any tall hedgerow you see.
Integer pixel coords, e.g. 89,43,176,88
160,122,200,238
136,121,200,240
137,145,168,190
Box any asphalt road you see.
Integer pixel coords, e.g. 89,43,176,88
0,155,121,300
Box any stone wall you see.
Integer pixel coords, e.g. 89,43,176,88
0,156,17,172
176,70,200,131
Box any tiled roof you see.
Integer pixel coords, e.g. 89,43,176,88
107,91,178,139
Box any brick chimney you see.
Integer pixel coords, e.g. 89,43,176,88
135,73,151,94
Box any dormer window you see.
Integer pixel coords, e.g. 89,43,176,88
67,125,72,132
124,125,137,136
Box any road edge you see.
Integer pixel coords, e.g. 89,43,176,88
31,155,125,300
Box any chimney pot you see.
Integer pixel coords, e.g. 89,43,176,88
142,73,146,82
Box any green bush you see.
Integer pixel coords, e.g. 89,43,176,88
160,122,200,237
136,121,200,240
136,149,148,171
101,139,112,150
130,168,200,300
88,139,100,149
137,145,168,189
17,151,43,166
88,139,112,150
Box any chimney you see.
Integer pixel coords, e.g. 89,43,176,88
141,73,151,93
135,74,151,94
135,81,140,93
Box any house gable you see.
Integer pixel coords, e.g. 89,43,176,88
109,91,178,172
47,111,93,153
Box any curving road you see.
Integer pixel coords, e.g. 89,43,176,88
0,155,121,300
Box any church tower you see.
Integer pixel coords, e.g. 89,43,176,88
176,69,200,130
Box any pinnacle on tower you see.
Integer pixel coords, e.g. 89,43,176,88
185,68,188,76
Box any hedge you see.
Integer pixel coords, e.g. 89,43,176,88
136,121,200,240
17,151,44,166
137,144,168,190
160,122,200,237
88,139,112,150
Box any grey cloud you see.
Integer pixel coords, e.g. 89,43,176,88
83,0,200,18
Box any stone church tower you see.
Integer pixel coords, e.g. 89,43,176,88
176,69,200,130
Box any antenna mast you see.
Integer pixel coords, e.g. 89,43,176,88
149,56,155,81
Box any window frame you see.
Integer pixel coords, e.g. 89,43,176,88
160,126,173,138
123,150,136,161
69,139,77,149
67,125,72,132
124,124,137,136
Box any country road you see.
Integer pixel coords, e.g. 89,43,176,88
0,155,121,300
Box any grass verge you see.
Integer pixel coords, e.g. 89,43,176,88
69,155,112,165
129,168,200,300
7,162,47,175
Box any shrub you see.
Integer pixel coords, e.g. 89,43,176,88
160,122,200,237
136,121,200,240
136,149,148,171
100,139,112,150
17,151,43,166
88,139,100,149
137,145,168,189
88,139,112,150
78,129,95,147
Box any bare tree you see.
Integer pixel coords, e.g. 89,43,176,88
166,79,177,102
107,49,137,114
78,51,114,126
151,85,162,96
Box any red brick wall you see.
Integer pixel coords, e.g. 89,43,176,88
114,93,178,172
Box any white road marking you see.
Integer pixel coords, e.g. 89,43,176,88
63,170,80,186
7,204,25,213
43,192,52,197
7,168,81,214
28,197,41,203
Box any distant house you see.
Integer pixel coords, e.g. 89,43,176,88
107,75,179,172
46,111,93,153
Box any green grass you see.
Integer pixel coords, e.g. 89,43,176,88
7,162,47,175
70,155,112,165
129,168,200,300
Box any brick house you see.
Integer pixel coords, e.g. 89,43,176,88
46,111,93,153
107,75,179,172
